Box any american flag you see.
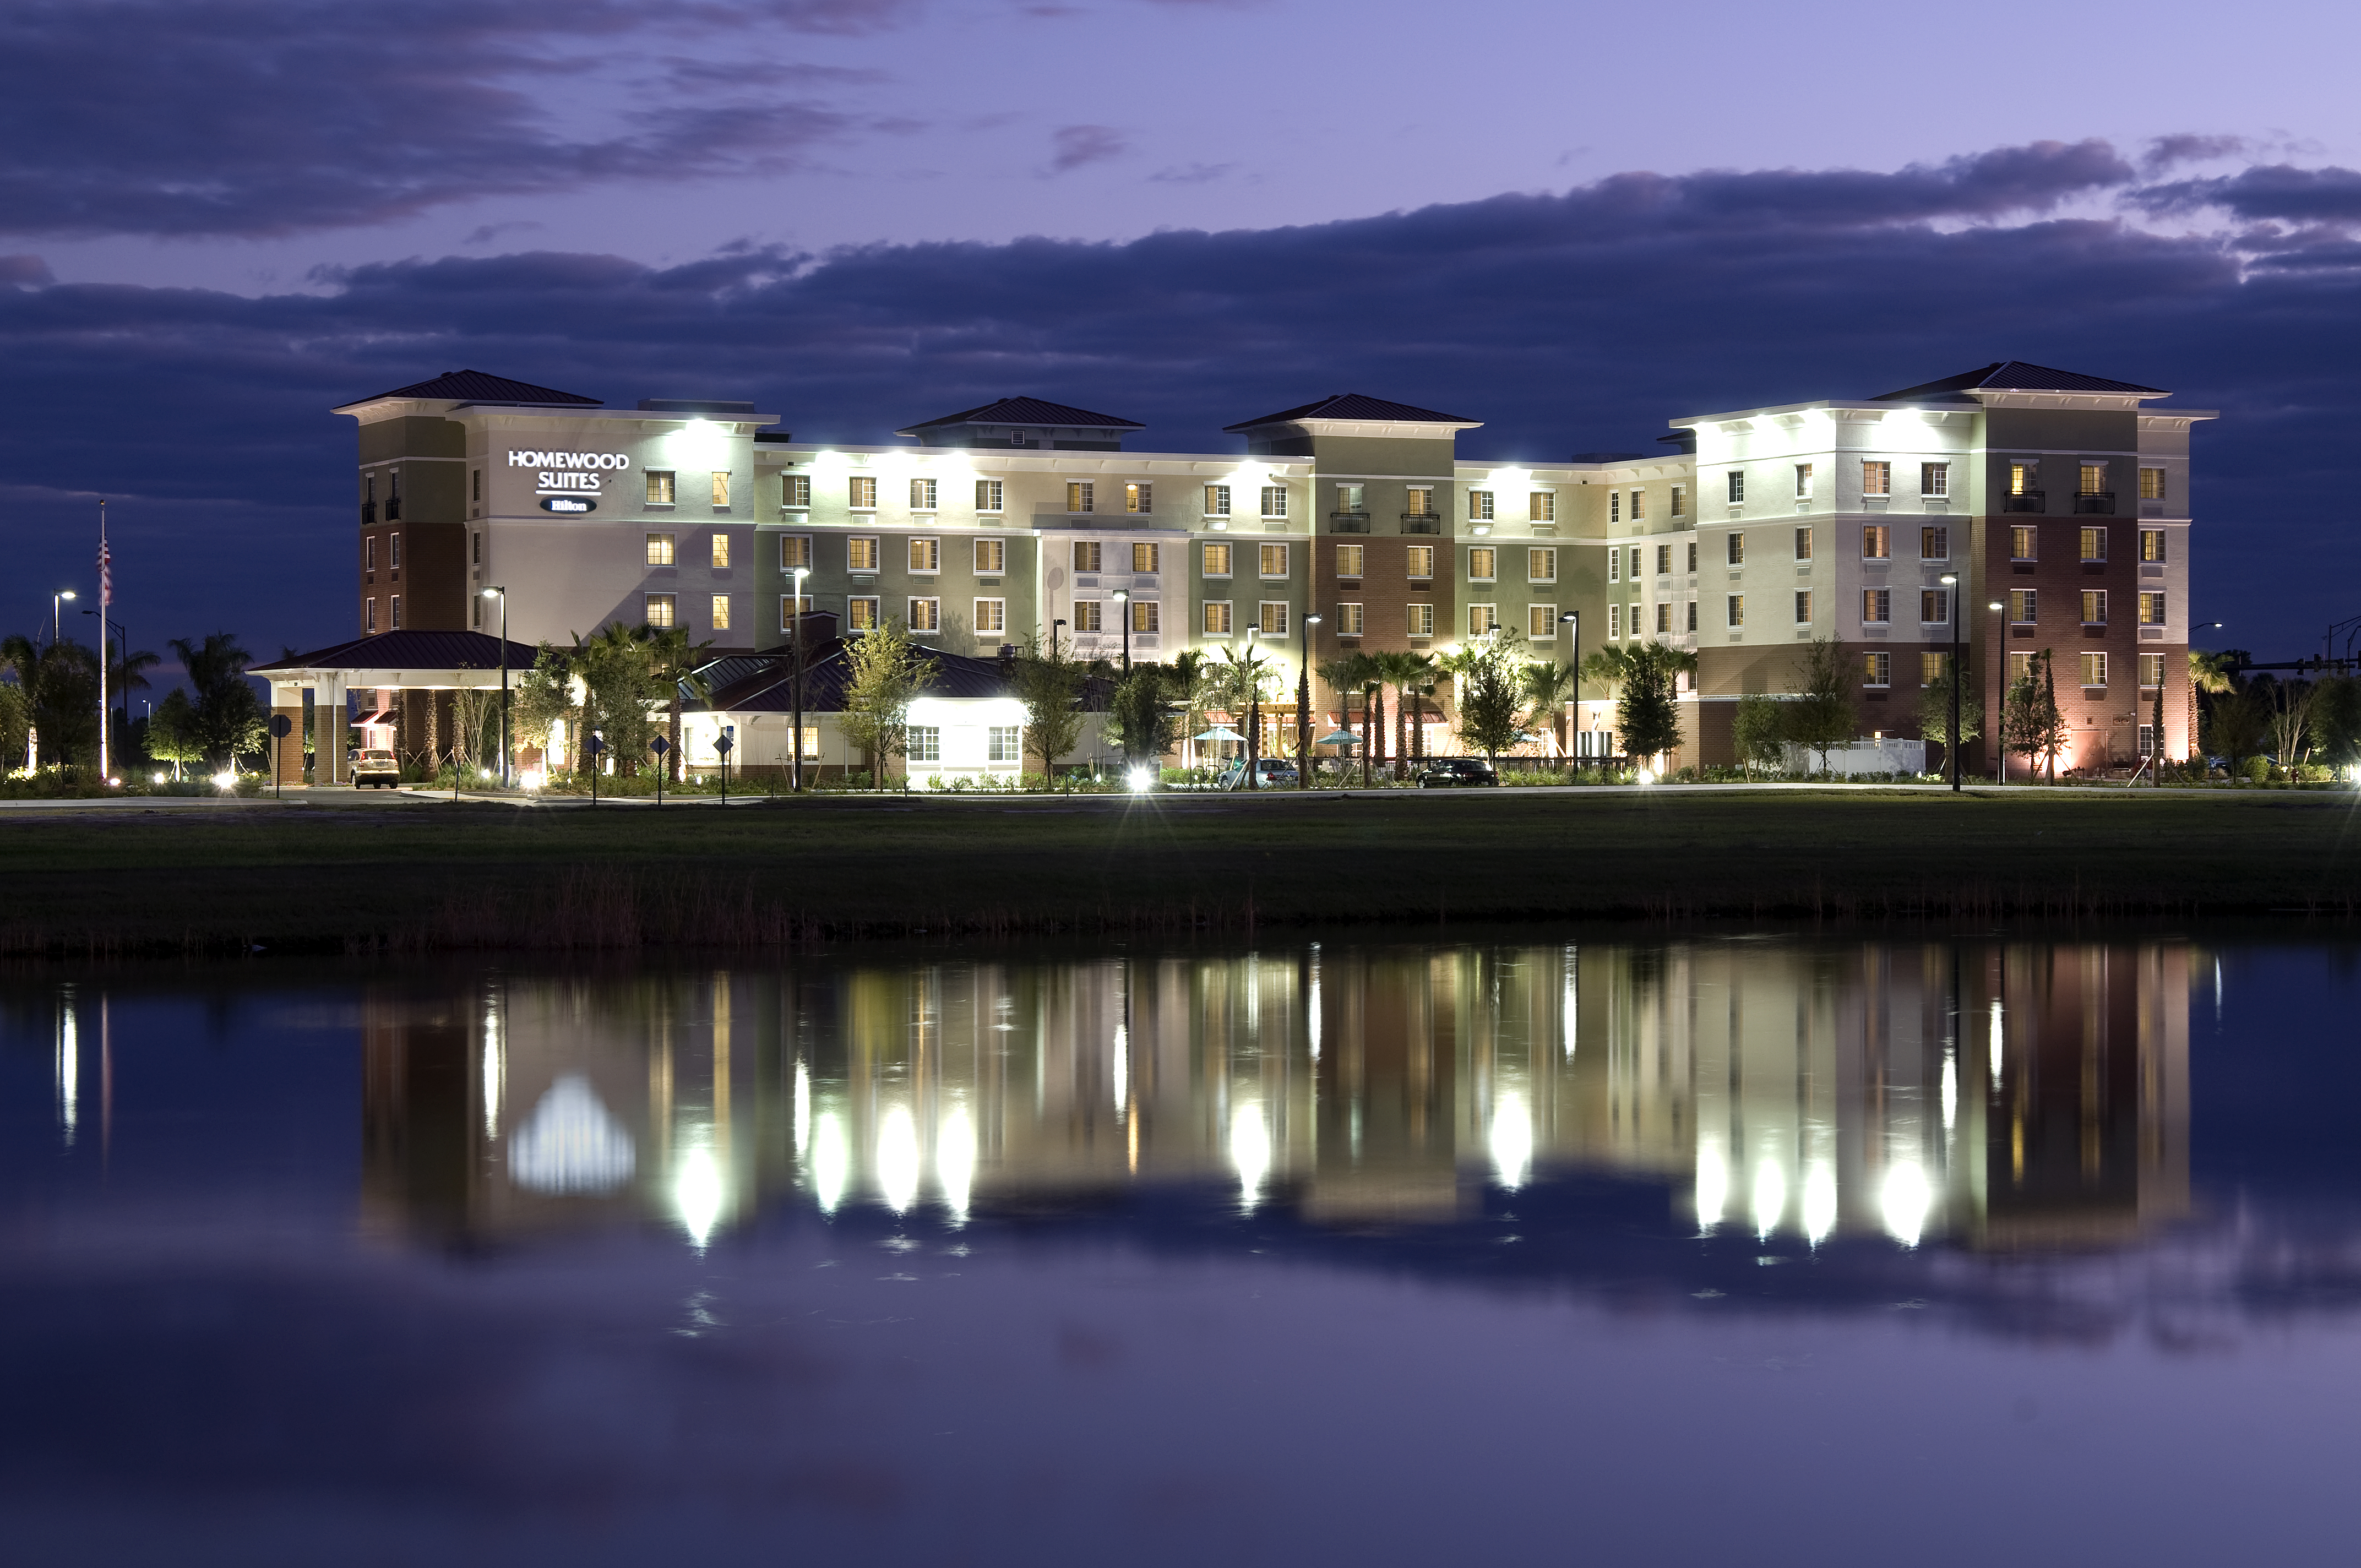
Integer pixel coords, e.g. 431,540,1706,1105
97,505,110,607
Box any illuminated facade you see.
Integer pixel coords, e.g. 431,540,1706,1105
333,363,2211,772
358,939,2190,1254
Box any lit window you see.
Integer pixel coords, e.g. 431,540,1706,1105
974,537,1005,574
1863,651,1891,687
710,595,731,630
911,477,938,511
2009,589,2037,624
846,596,879,631
1131,600,1158,634
2008,651,2037,686
1067,481,1094,514
2081,527,2108,562
2081,651,2108,688
2139,467,2167,501
779,594,812,628
647,470,677,505
1403,486,1433,517
2010,526,2038,562
1205,484,1231,516
1794,464,1814,498
1468,489,1494,520
975,479,1003,513
1125,482,1151,514
975,598,1005,634
1336,544,1364,578
1335,603,1363,636
1073,540,1102,573
2079,463,2108,497
1863,589,1891,624
1862,460,1891,497
906,597,939,632
1629,491,1646,521
646,532,674,566
910,537,940,573
1921,462,1949,497
711,472,731,507
1656,544,1671,575
2009,461,2038,497
1528,547,1557,582
2140,529,2166,563
1129,542,1157,573
1072,601,1102,633
1920,651,1949,685
1727,594,1744,628
847,537,879,572
1467,547,1497,581
1259,601,1289,635
1862,525,1891,559
2140,592,2166,626
1529,491,1555,522
781,535,812,571
1407,603,1434,638
1726,533,1744,566
2082,589,2109,625
1657,603,1671,634
1920,526,1947,560
710,533,731,569
1406,546,1435,580
644,593,675,628
1527,604,1559,638
783,474,810,508
2140,653,2166,688
1201,542,1233,577
1920,589,1950,624
849,476,877,510
1260,543,1290,578
1202,601,1232,635
1261,486,1287,518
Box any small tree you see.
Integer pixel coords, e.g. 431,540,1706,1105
1912,668,1984,776
1014,633,1089,782
1451,634,1528,767
1105,663,1183,769
2001,650,2068,781
1785,637,1856,774
1731,694,1786,781
168,631,263,769
2270,677,2320,770
0,680,28,771
146,688,207,780
572,623,664,775
1617,640,1695,766
512,644,578,771
839,617,938,788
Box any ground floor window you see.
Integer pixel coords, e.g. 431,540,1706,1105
1863,651,1890,688
2139,723,2157,756
987,726,1021,763
800,726,820,759
907,726,940,763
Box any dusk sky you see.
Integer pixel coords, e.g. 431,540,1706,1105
8,0,2361,665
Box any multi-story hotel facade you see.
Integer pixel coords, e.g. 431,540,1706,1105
329,362,2209,775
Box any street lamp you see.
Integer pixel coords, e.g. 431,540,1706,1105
1987,600,2005,783
1940,573,1960,792
791,565,810,792
1559,611,1580,761
482,587,509,786
1111,589,1131,674
1297,613,1320,789
1243,625,1262,790
52,589,74,644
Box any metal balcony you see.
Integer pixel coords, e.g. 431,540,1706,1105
2073,492,2115,514
360,502,376,525
1401,515,1441,534
2001,491,2045,513
1329,511,1369,533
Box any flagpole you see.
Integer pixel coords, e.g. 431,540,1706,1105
97,501,109,783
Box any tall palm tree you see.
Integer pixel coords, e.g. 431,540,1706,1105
1214,641,1274,778
2188,648,2236,765
644,623,714,781
1521,660,1577,758
1168,649,1214,771
1372,650,1432,778
1316,651,1378,777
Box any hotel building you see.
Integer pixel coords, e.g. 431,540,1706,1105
321,362,2208,776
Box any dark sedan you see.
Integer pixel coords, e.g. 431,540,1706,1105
1417,758,1499,788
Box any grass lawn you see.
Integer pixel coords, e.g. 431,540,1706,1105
4,786,2359,955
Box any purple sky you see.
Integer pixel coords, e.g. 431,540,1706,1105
7,0,2361,666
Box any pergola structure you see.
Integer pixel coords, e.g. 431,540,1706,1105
251,630,541,785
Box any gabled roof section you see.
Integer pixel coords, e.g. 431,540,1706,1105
693,640,1110,714
250,629,543,675
897,396,1144,435
336,369,603,411
1871,361,2169,402
1225,393,1481,432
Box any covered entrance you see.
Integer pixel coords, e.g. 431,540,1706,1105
251,630,541,785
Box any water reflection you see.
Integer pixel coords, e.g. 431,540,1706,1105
357,938,2191,1255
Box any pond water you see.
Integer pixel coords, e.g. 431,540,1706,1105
4,934,2358,1566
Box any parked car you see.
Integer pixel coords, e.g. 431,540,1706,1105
1417,758,1499,788
352,748,401,788
1219,757,1301,790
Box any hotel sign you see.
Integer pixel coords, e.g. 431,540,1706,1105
509,449,630,496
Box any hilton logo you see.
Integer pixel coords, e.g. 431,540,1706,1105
540,496,597,514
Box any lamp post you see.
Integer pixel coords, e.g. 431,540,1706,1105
791,565,810,792
1940,573,1960,792
52,589,75,645
1112,589,1131,674
1362,680,1378,787
1559,611,1580,761
482,586,509,786
82,608,130,767
1987,600,2005,783
1297,613,1320,789
1242,626,1260,789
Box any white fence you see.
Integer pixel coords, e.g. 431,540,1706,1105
1781,738,1927,778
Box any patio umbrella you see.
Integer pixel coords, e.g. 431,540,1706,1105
1195,726,1244,742
1315,729,1362,747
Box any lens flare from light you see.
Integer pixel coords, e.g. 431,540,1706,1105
1127,765,1154,793
212,771,236,790
1881,1162,1932,1248
877,1103,921,1214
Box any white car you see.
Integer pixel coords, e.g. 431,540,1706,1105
352,748,401,788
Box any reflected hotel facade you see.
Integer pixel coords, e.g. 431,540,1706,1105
361,939,2190,1253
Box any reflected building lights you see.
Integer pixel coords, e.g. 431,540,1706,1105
876,1103,921,1215
57,999,77,1146
1489,1091,1533,1191
792,1059,810,1158
481,1006,503,1142
1880,1162,1932,1248
937,1106,976,1224
508,1075,635,1195
1801,1160,1838,1245
1751,1157,1787,1239
1989,1000,2006,1088
810,1112,850,1215
1941,1052,1958,1134
672,1141,725,1250
1231,1101,1272,1210
1694,1140,1729,1233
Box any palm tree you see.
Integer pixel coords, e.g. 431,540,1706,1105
643,623,714,781
2189,649,2236,766
1316,651,1379,779
1521,660,1577,758
1213,640,1275,778
1167,649,1215,771
1372,650,1432,777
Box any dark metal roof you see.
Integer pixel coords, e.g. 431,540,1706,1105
251,629,544,674
338,369,603,410
1223,393,1480,432
1870,361,2169,401
897,397,1144,435
693,641,1109,713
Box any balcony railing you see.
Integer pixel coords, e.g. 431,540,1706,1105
1401,515,1441,534
1329,511,1369,533
2001,491,2045,513
2074,492,2116,514
384,497,401,520
360,502,376,525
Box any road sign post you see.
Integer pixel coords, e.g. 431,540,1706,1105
649,734,672,806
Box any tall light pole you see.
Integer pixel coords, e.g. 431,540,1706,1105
1940,573,1960,791
1243,625,1261,790
1987,600,2005,783
1559,611,1580,761
1112,588,1131,674
52,589,75,645
791,565,809,792
482,586,509,786
1297,612,1320,789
